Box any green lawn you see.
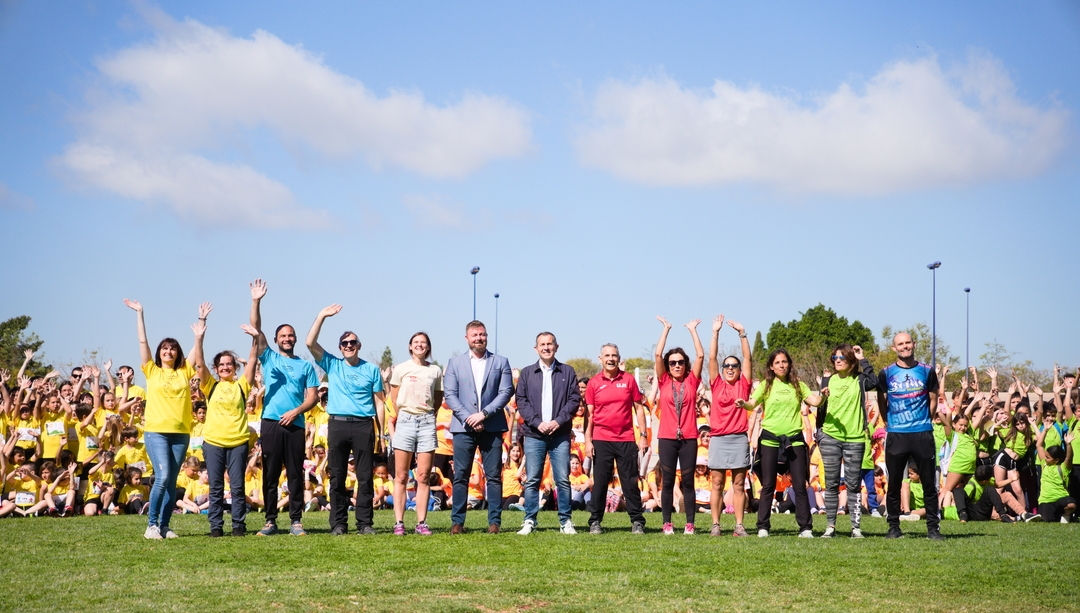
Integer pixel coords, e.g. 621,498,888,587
2,510,1078,612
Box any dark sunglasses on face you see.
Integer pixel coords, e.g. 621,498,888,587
831,355,847,362
722,363,739,369
668,360,686,367
340,340,359,348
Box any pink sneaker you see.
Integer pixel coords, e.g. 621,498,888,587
414,522,432,536
662,522,674,535
724,505,734,514
393,522,406,536
684,523,695,535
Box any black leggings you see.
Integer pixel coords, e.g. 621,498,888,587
659,438,698,525
757,443,811,532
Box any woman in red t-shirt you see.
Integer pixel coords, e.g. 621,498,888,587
653,316,704,535
704,315,754,537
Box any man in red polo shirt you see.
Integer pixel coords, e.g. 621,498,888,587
585,343,649,534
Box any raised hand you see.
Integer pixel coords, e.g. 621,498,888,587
712,314,726,333
1065,431,1075,445
123,299,142,312
23,349,34,361
250,279,267,300
103,358,112,373
88,366,100,379
656,316,671,330
0,369,8,383
684,318,701,331
727,320,745,335
986,366,998,380
191,319,206,337
44,370,59,380
240,324,260,338
17,375,30,390
319,304,343,318
198,302,214,319
853,345,865,361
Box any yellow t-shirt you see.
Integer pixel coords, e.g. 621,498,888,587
188,480,210,501
308,404,329,448
373,476,393,495
467,461,485,500
41,410,69,458
118,484,148,505
85,469,116,500
245,468,262,497
114,443,153,476
502,461,523,497
9,476,38,506
141,360,196,434
200,376,252,448
176,469,198,490
76,420,101,463
14,417,41,450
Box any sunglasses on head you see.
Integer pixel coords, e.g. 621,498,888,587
340,340,359,348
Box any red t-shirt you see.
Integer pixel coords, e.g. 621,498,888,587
656,372,701,440
709,374,751,436
586,370,643,442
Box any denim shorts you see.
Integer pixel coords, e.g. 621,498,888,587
392,412,437,453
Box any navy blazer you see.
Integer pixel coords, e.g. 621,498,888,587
515,359,580,440
443,350,513,434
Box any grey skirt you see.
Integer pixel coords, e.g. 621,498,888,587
708,432,751,470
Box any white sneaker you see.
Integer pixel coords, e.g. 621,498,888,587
517,519,535,535
900,513,920,521
560,521,576,535
758,529,769,538
162,528,179,539
821,526,835,538
871,509,882,518
144,525,163,540
1062,517,1070,524
851,528,864,539
798,530,814,538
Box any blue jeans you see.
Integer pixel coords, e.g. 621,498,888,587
144,432,190,530
451,431,503,527
523,434,572,524
203,441,248,532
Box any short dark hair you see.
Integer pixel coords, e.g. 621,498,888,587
274,324,294,339
339,331,359,345
974,465,994,482
1046,445,1067,463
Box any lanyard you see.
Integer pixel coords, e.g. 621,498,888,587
671,378,685,439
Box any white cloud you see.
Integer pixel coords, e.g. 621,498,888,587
575,52,1068,194
0,183,36,210
58,5,531,228
402,194,489,232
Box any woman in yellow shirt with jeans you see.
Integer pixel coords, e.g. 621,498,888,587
124,298,208,540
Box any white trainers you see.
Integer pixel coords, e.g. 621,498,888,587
798,530,814,538
560,521,576,535
757,529,769,538
162,528,179,539
900,513,920,521
851,528,864,539
517,519,536,535
821,526,835,538
144,525,163,540
1062,517,1070,524
871,509,882,518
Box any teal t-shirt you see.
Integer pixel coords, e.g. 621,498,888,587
822,374,866,442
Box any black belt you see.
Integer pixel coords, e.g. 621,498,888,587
329,415,373,422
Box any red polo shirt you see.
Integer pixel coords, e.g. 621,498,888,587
586,370,643,443
709,374,751,436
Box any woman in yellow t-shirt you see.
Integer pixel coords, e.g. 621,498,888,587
124,298,208,540
195,321,259,538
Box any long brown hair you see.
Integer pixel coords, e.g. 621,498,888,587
761,348,804,405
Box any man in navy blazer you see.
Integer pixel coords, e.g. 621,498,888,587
443,320,514,533
514,332,580,535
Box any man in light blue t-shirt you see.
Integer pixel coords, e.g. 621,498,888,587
305,303,385,536
246,279,319,537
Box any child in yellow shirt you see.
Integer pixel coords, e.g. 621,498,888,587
118,467,149,515
373,462,392,509
84,450,117,516
114,427,152,478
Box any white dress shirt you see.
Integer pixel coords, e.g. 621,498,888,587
470,352,488,412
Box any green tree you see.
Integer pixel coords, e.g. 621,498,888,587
565,358,599,379
751,331,767,380
624,357,652,373
870,323,960,381
978,340,1050,389
379,346,394,370
0,316,50,386
765,304,877,388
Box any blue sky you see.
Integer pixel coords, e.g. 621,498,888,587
2,1,1078,376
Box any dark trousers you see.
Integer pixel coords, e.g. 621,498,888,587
967,486,1008,521
589,440,644,526
204,441,249,531
885,430,940,530
658,438,697,524
261,419,306,525
451,430,503,526
757,443,812,532
328,417,375,531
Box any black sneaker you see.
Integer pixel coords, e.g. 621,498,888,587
927,528,945,541
330,525,346,536
232,527,246,537
885,526,904,539
357,526,377,536
210,528,224,538
1000,515,1015,524
631,522,645,535
589,522,602,535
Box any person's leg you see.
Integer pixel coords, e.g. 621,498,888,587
226,443,248,531
756,444,779,532
677,439,697,525
142,432,169,528
968,488,995,521
479,431,503,527
203,442,227,532
393,448,413,525
283,424,306,525
161,433,189,531
261,421,283,526
710,469,726,527
731,469,747,529
911,432,941,532
414,450,434,524
549,436,572,526
614,442,644,526
353,419,375,530
788,445,812,532
450,433,478,527
884,435,911,532
327,421,351,531
522,436,545,525
657,439,678,524
841,441,865,530
862,470,878,512
818,434,842,528
589,442,615,526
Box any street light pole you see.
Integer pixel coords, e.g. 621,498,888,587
470,266,480,320
927,261,941,370
494,293,500,354
965,287,971,376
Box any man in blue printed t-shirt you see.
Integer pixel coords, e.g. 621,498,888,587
876,331,943,541
246,279,319,537
305,304,385,536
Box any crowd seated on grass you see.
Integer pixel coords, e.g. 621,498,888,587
1,343,1077,531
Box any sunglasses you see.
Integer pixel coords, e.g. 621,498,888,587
340,340,359,348
831,355,847,362
722,363,740,369
668,360,686,367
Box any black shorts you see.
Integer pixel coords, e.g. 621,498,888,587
993,452,1016,472
1037,497,1076,523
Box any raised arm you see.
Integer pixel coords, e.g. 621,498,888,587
102,359,115,394
728,319,751,380
305,305,342,365
249,279,268,355
123,300,153,365
15,349,33,382
685,319,704,379
189,302,211,370
242,331,259,386
708,314,725,383
0,369,9,415
1035,424,1052,463
654,316,672,375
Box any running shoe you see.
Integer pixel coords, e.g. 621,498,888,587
684,523,695,535
821,526,836,538
143,525,162,540
757,529,769,538
589,522,602,535
1022,512,1041,522
631,522,645,534
732,524,748,537
662,522,674,535
517,519,535,535
560,521,576,535
162,528,179,539
885,526,904,539
290,522,307,536
927,528,945,541
393,522,406,536
709,524,722,537
851,528,864,539
357,526,376,535
415,523,433,536
257,522,277,537
798,530,814,538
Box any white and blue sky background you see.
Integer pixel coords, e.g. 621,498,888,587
2,1,1078,374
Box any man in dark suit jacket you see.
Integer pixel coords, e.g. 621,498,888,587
443,320,514,533
514,331,580,535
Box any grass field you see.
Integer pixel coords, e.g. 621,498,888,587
3,510,1078,613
